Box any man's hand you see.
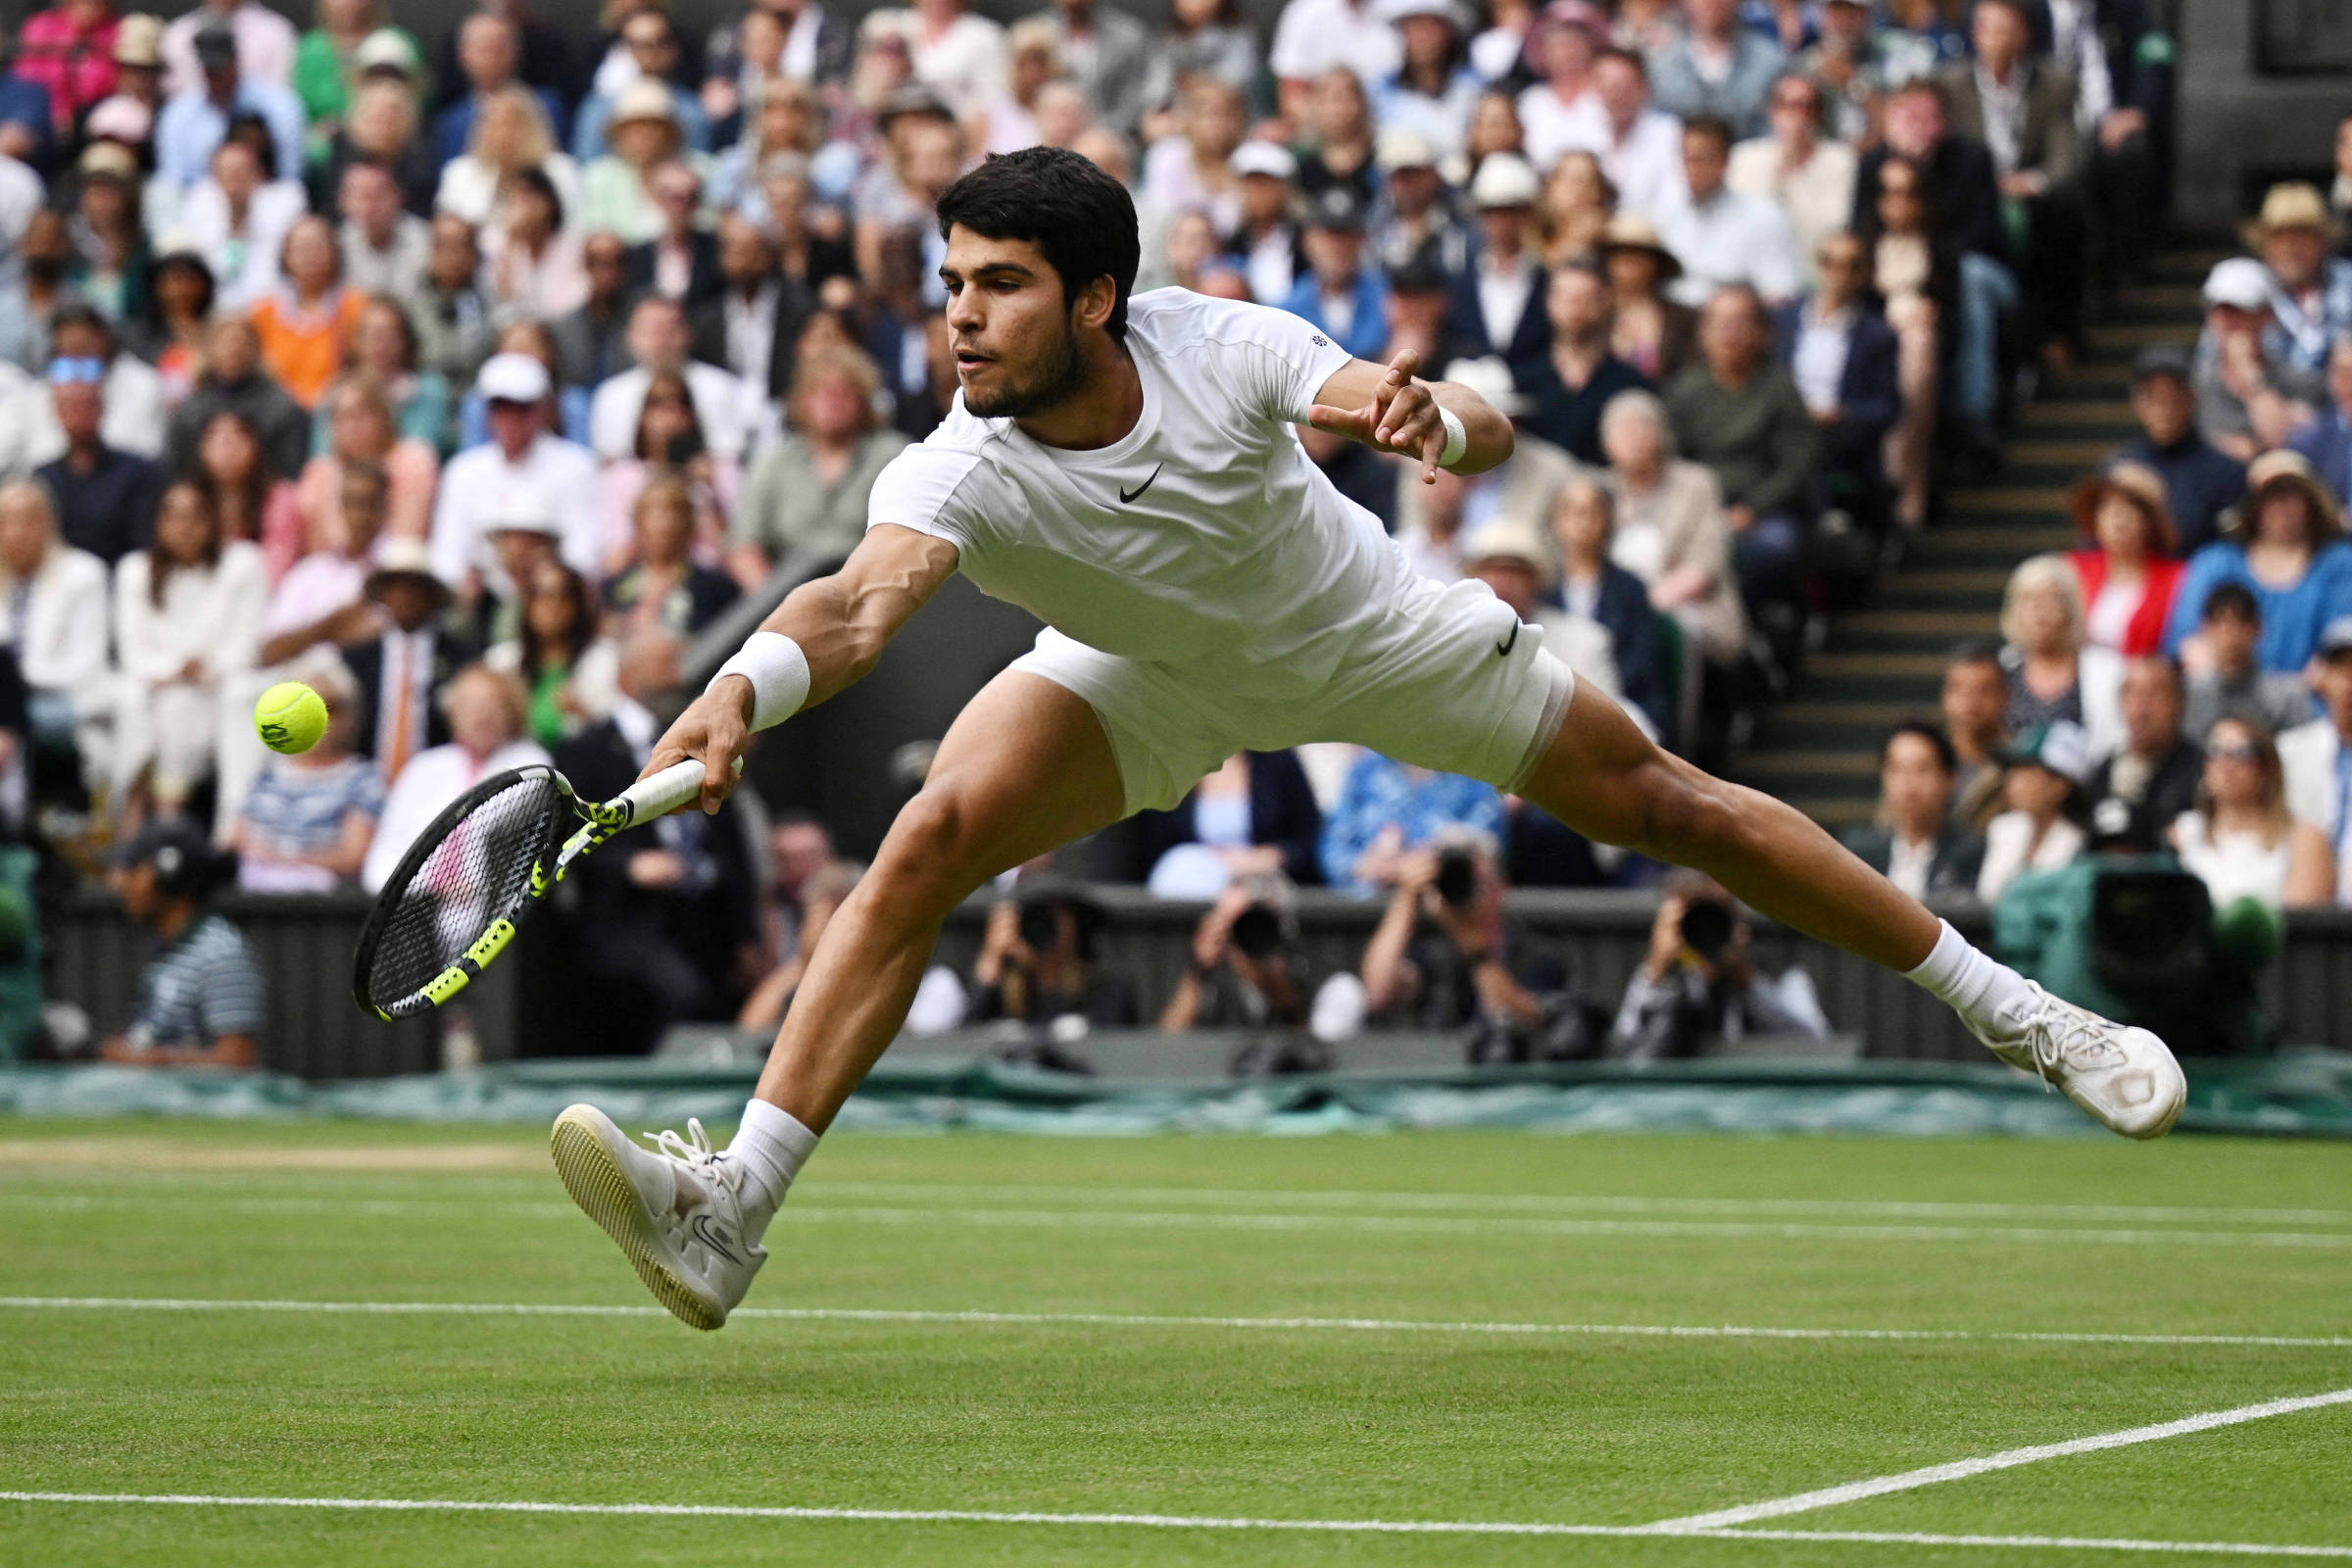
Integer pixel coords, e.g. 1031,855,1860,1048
1724,504,1756,534
1307,348,1451,483
1644,895,1689,982
642,678,752,813
627,849,688,889
2097,107,2145,151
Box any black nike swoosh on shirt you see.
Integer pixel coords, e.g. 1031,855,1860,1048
1495,622,1521,658
1118,464,1164,505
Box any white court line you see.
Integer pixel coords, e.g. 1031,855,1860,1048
1646,1387,2352,1533
3,1491,2348,1557
12,1192,2352,1248
5,1296,2350,1350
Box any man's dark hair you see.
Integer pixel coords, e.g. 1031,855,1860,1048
1883,719,1957,775
49,301,110,348
1945,638,2004,677
2202,581,2260,625
1681,114,1735,153
936,147,1140,342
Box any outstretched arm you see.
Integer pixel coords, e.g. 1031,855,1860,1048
1305,348,1515,484
641,523,960,811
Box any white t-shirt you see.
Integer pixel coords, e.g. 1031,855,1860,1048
866,289,1403,698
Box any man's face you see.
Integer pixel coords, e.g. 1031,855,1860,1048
1884,89,1943,160
112,860,158,923
340,164,397,238
485,397,540,455
1881,732,1953,830
446,673,516,758
623,16,678,77
1972,2,2026,73
2118,658,2183,754
1768,77,1819,140
1817,235,1866,304
584,237,628,301
1688,0,1736,36
651,164,702,235
206,318,257,381
1699,291,1759,374
1546,267,1608,337
1941,660,2005,740
941,227,1091,419
2205,610,2259,672
1303,223,1364,286
2265,226,2326,294
2330,343,2352,416
1469,558,1541,618
718,219,772,285
1478,205,1529,257
2132,374,2192,445
901,120,962,198
430,217,478,288
1239,171,1290,225
1594,57,1643,126
626,301,691,371
54,380,103,442
1387,164,1438,216
459,16,515,88
1681,128,1728,200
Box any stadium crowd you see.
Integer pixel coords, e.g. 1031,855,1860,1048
0,0,2332,1062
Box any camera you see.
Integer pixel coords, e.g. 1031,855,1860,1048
1230,904,1284,961
1677,897,1736,963
1016,901,1061,952
1434,847,1477,907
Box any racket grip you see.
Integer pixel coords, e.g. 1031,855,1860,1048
606,756,745,826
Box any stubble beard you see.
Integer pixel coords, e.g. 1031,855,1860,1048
960,317,1089,419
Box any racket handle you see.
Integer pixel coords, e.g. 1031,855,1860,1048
604,756,746,826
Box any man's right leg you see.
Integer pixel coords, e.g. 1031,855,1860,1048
550,669,1128,1327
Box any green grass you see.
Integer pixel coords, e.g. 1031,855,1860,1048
3,1117,2350,1565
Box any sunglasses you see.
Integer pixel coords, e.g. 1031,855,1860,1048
46,356,105,385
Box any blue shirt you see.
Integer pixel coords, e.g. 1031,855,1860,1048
1277,270,1391,364
2162,538,2352,673
154,82,307,189
239,755,385,867
1318,753,1505,894
2289,410,2352,511
2114,432,2248,556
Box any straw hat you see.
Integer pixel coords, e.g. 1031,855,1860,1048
2242,181,2340,248
1460,517,1556,588
1597,214,1684,282
112,14,163,68
2068,462,2178,557
2225,448,2343,543
609,78,681,131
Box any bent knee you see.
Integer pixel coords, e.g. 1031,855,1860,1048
870,788,987,910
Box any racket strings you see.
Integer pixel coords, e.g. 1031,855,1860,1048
364,772,567,1009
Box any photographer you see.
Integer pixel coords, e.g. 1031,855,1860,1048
1161,879,1317,1033
1611,871,1829,1061
966,877,1139,1032
96,820,260,1069
1359,834,1603,1064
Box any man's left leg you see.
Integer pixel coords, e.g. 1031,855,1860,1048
1518,678,2183,1137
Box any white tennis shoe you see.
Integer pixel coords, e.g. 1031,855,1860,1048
1969,982,2186,1139
550,1104,763,1330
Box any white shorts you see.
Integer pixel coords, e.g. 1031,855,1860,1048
1011,570,1577,816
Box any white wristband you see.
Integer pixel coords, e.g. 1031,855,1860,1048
1436,405,1468,469
709,631,809,731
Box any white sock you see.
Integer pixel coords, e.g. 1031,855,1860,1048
724,1099,818,1244
1903,918,2035,1036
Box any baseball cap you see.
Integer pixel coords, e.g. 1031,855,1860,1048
83,95,152,145
1305,184,1368,233
476,352,551,405
353,28,420,76
1228,139,1297,181
1389,254,1449,296
2317,615,2352,660
192,23,237,64
1375,0,1464,25
1469,153,1540,210
2130,344,2192,386
1375,127,1438,174
104,816,218,875
2201,256,2273,313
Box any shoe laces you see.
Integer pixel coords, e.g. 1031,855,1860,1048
2028,1001,2130,1085
644,1118,743,1194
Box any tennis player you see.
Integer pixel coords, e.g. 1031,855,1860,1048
550,147,2184,1331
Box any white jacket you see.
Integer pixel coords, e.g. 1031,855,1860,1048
0,545,110,697
2278,717,2343,833
113,541,266,685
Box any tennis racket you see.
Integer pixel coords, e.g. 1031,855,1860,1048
352,756,739,1020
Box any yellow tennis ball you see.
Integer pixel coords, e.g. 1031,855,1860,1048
254,681,329,755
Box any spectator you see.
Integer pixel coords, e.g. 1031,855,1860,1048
186,407,303,584
178,131,303,313
2172,717,2334,911
604,473,742,638
553,230,643,394
967,876,1138,1031
433,353,602,589
2289,335,2352,510
713,82,827,216
429,2,574,127
154,21,303,189
413,214,498,391
589,295,758,464
299,372,438,563
64,141,152,324
1597,214,1695,382
1841,721,1984,900
873,0,1010,123
1936,0,2082,368
0,480,110,779
2084,654,2203,851
1267,0,1396,126
1135,749,1324,895
1371,0,1480,165
1855,155,1946,529
1517,259,1648,466
339,538,473,780
479,167,587,326
2167,450,2352,676
122,247,214,412
1772,231,1898,528
312,76,437,218
2000,553,2120,755
1547,473,1671,741
1582,48,1685,220
337,158,430,302
247,215,367,412
1461,87,1528,179
1038,0,1152,135
597,368,737,569
1977,719,2089,903
1446,153,1545,367
1535,149,1612,269
693,212,814,405
486,559,617,748
1160,877,1337,1056
2253,183,2352,380
2067,463,2183,662
1728,73,1858,291
1664,285,1816,617
1599,386,1743,672
294,6,417,136
1,210,81,376
95,819,259,1067
571,9,712,163
435,82,580,232
1942,639,2009,830
751,151,857,292
627,160,723,310
340,295,451,456
226,671,381,894
2279,617,2352,889
578,81,696,247
1380,254,1463,382
1280,186,1389,362
1142,77,1247,235
163,0,294,99
361,661,549,892
980,21,1066,159
33,357,161,565
1463,514,1631,715
1513,1,1604,173
1226,140,1302,307
732,345,906,586
16,0,125,134
1647,0,1784,139
2180,583,2317,745
109,477,266,816
1658,114,1801,308
1319,749,1505,895
1138,0,1260,138
735,833,858,1035
2120,345,2246,557
2194,257,2322,465
432,13,565,172
1364,836,1606,1062
1611,869,1825,1059
255,460,386,670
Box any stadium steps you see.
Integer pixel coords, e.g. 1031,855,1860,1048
1727,235,2214,827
